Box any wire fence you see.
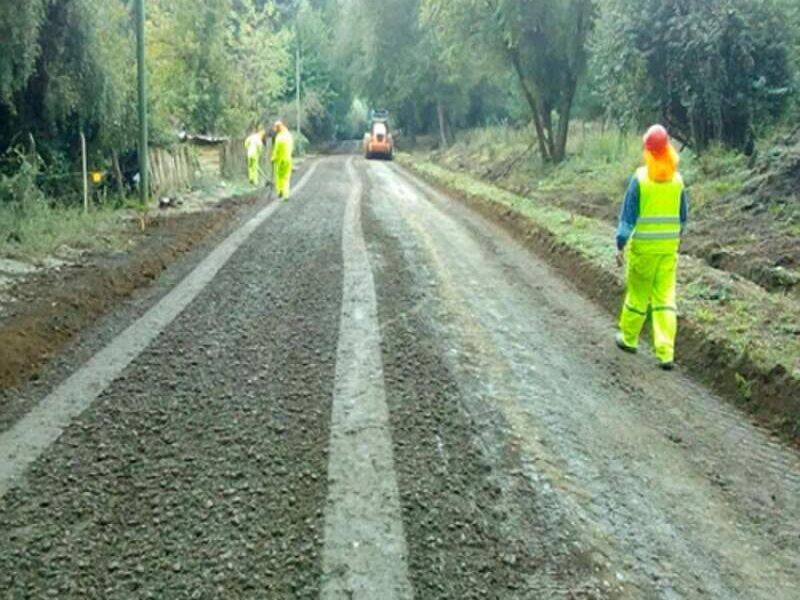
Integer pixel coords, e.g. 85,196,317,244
1,142,213,208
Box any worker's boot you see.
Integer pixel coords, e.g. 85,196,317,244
615,332,637,354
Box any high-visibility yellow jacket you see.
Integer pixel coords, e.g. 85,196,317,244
271,130,293,164
630,167,684,254
245,133,264,159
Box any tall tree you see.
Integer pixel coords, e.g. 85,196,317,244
1,0,138,169
147,0,240,135
335,0,493,143
228,0,293,129
423,0,595,162
285,0,349,141
591,0,793,151
334,0,431,136
0,0,47,107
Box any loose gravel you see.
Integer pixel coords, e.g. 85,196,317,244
1,155,799,600
0,159,345,598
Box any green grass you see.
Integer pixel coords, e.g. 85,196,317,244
0,169,257,264
0,200,126,262
438,123,755,217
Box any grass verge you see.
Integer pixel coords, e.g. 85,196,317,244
0,202,126,263
426,123,800,298
397,152,800,443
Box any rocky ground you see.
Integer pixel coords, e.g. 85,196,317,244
0,155,799,599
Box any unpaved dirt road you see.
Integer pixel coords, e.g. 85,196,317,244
1,155,799,599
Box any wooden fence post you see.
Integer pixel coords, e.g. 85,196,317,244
81,131,89,214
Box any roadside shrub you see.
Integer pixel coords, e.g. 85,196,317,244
592,0,794,153
0,148,45,208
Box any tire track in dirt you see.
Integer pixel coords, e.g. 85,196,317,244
320,158,412,598
360,158,618,599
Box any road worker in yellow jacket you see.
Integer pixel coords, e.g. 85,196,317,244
271,121,294,200
615,124,689,370
244,128,266,186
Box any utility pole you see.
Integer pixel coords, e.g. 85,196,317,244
81,132,89,214
295,34,301,141
136,0,149,206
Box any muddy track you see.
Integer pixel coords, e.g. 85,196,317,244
0,155,798,599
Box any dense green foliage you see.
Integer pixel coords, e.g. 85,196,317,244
0,0,47,105
591,0,794,152
422,0,594,162
1,0,798,197
0,0,336,192
311,0,797,160
0,0,134,169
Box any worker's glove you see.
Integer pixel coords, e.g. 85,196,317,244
615,250,625,268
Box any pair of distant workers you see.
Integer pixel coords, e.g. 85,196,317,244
244,122,294,200
615,124,689,371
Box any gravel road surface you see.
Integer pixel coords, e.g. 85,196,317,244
1,155,798,599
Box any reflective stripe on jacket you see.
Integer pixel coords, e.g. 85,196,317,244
630,167,684,254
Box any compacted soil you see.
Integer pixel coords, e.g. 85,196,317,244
0,156,798,599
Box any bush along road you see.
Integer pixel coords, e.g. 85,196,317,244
0,155,799,599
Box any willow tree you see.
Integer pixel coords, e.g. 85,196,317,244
227,0,293,130
0,0,47,106
1,0,137,171
423,0,595,162
334,0,434,137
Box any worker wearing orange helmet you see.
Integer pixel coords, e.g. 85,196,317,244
271,121,294,200
615,124,689,370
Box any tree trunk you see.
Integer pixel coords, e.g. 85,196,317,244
509,49,550,161
445,112,455,145
28,133,37,162
541,104,557,160
553,77,578,163
407,99,418,145
112,149,125,196
437,99,449,149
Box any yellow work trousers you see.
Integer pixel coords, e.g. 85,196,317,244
619,252,678,363
274,160,292,199
247,155,260,185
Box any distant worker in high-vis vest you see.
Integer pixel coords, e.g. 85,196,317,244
271,121,294,200
244,128,266,186
615,124,689,370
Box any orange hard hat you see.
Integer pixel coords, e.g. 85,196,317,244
643,124,669,155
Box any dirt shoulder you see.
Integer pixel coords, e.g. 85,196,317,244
0,185,266,393
397,153,800,444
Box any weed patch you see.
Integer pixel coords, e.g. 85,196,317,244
0,202,125,262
